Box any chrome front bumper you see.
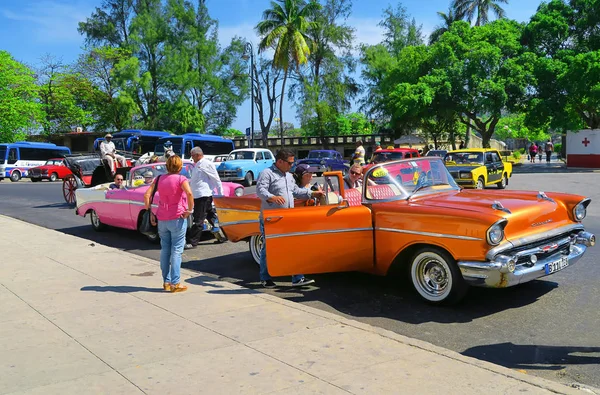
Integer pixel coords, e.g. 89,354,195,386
458,232,595,288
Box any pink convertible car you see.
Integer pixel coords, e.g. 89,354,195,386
75,161,244,242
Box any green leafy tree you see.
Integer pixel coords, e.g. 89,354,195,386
385,20,532,147
77,47,139,131
256,0,321,141
291,0,358,146
0,51,44,142
523,0,600,130
451,0,508,26
37,55,95,135
164,0,248,134
429,9,463,45
359,3,423,127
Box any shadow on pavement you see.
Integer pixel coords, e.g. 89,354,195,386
462,342,600,371
32,202,74,210
184,253,558,325
56,224,161,252
80,285,165,293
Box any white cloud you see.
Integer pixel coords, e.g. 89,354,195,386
348,17,384,48
1,0,92,44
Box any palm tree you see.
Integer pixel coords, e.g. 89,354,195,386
451,0,508,26
256,0,320,143
428,8,463,45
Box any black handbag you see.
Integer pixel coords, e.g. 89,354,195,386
140,175,160,236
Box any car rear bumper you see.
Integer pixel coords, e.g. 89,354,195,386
220,176,244,181
458,234,594,288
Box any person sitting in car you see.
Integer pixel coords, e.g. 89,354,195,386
293,164,322,206
109,174,124,189
143,171,154,185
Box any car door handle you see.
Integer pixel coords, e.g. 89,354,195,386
265,216,283,222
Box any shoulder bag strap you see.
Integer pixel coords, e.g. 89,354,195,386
150,175,161,204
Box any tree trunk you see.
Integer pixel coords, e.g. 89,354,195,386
279,70,288,148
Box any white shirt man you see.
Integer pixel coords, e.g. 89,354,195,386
187,147,223,247
100,134,127,174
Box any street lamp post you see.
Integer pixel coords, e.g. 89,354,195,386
242,42,255,148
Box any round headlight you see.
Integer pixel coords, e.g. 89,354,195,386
574,203,587,221
234,187,243,197
487,224,505,245
459,172,471,179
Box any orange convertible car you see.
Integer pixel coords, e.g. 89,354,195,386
214,157,595,304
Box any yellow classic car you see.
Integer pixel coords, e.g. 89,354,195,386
444,148,513,189
214,157,595,305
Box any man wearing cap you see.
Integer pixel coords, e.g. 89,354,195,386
100,134,127,175
375,142,382,152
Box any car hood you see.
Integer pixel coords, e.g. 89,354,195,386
415,189,580,240
218,160,254,169
31,165,56,170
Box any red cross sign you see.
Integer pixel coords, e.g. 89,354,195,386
582,137,590,147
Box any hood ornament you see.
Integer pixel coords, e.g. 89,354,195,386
492,201,511,214
537,191,555,203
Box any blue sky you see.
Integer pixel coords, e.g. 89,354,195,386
0,0,544,132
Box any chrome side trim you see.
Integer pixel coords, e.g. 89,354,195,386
221,220,260,226
485,223,585,260
376,227,482,241
216,208,260,213
266,227,372,239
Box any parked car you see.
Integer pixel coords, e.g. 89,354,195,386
364,148,420,172
28,158,73,182
216,148,275,187
75,161,244,242
444,148,513,189
212,154,229,163
213,157,595,305
426,149,448,158
296,150,349,176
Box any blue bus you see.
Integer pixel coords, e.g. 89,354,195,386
0,142,71,182
94,130,173,155
154,133,235,160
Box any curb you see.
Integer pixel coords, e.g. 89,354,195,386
2,214,599,395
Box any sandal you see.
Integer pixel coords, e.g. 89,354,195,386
163,283,171,291
170,283,188,293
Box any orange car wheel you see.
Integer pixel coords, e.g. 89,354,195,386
409,247,468,305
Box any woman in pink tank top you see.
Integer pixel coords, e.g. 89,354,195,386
144,155,194,293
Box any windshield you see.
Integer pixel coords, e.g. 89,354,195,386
227,151,254,160
444,151,483,164
44,159,63,166
364,157,459,201
128,162,193,188
308,151,333,159
426,150,446,157
154,138,182,156
0,147,6,164
111,138,127,151
371,152,407,163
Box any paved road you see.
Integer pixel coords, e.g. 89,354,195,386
1,163,599,389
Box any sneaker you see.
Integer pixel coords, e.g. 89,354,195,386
211,226,220,233
291,277,315,287
261,280,276,288
184,243,195,250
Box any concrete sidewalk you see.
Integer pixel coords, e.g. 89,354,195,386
0,215,593,395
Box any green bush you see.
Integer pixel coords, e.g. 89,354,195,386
554,143,562,153
512,151,521,160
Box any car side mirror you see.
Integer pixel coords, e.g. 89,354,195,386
337,198,349,209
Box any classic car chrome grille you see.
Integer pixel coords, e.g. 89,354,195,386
503,232,577,266
29,169,41,176
218,170,239,178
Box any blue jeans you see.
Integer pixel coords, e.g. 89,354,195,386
158,218,187,285
259,217,303,283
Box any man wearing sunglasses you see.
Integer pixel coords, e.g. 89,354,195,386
109,174,124,189
256,149,325,288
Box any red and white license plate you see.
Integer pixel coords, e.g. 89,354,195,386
545,256,569,275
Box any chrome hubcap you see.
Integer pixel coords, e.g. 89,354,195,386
416,258,449,296
91,211,100,227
